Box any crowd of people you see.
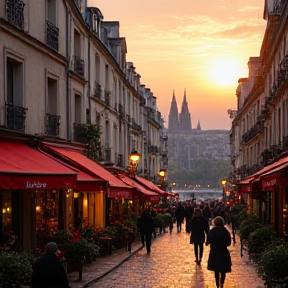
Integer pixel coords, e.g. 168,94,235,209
30,199,233,288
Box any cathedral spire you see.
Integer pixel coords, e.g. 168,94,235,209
168,90,180,131
179,89,192,131
197,120,201,130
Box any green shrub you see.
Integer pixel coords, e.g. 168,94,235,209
0,251,32,285
259,243,288,284
238,214,261,241
248,226,276,254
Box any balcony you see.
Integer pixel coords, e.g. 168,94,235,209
148,145,158,154
5,102,27,132
46,21,59,51
73,56,84,77
104,91,111,106
94,81,101,99
45,114,60,137
131,118,141,132
104,148,111,162
73,123,86,143
118,104,124,118
117,154,123,167
242,121,264,143
6,0,25,30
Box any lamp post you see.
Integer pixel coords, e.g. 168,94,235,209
128,150,141,177
158,169,167,190
221,179,227,200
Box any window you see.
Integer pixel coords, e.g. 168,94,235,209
5,54,27,132
75,93,81,124
46,0,59,51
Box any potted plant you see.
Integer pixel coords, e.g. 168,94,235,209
0,251,33,287
58,230,99,281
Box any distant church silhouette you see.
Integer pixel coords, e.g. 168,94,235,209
168,90,201,132
167,90,230,170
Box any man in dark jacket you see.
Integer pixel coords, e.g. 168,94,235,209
175,202,186,233
31,242,70,288
138,210,154,254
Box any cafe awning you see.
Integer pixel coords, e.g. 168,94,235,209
134,176,169,196
118,175,159,199
0,138,77,190
42,143,132,198
260,162,288,191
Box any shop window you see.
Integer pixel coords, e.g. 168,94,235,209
1,191,12,232
35,190,59,232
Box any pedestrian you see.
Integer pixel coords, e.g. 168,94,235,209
31,242,70,288
187,207,209,265
175,202,185,233
138,209,154,254
202,203,212,223
205,216,232,288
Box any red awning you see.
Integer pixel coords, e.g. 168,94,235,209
0,139,77,190
42,143,132,198
40,150,106,192
260,162,288,191
238,176,254,193
135,176,169,196
119,175,159,199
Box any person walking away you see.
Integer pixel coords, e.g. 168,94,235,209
202,203,212,223
138,210,154,254
137,212,145,247
206,216,232,288
31,242,70,288
187,207,209,265
175,202,185,233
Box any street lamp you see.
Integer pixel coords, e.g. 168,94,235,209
129,150,141,177
158,169,167,190
221,179,227,200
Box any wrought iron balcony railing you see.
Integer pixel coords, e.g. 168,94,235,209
94,81,101,99
45,114,60,137
6,0,25,30
104,148,111,162
118,104,124,117
5,102,28,132
242,121,264,143
46,21,59,51
73,56,84,77
148,145,158,154
73,123,86,143
117,154,123,167
104,91,111,106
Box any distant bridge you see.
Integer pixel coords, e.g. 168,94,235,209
172,189,222,201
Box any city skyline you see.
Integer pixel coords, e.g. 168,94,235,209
89,0,266,130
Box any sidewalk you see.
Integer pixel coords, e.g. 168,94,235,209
67,240,144,288
67,225,265,288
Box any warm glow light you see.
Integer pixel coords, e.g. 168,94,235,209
129,151,141,163
159,169,166,178
211,58,240,86
2,208,6,213
221,179,227,186
84,199,88,207
36,206,41,212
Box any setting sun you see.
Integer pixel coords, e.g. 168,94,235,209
210,58,240,86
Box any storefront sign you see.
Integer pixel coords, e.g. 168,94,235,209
261,173,280,191
26,181,47,189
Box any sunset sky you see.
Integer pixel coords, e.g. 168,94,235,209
88,0,267,130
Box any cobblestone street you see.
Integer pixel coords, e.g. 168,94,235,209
88,224,265,288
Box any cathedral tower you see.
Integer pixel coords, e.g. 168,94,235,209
179,90,192,131
168,90,180,131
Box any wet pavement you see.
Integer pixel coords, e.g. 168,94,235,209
68,224,266,288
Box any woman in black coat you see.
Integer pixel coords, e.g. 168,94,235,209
187,207,209,265
206,216,232,288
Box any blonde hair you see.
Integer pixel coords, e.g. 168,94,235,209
212,216,224,227
193,207,203,216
